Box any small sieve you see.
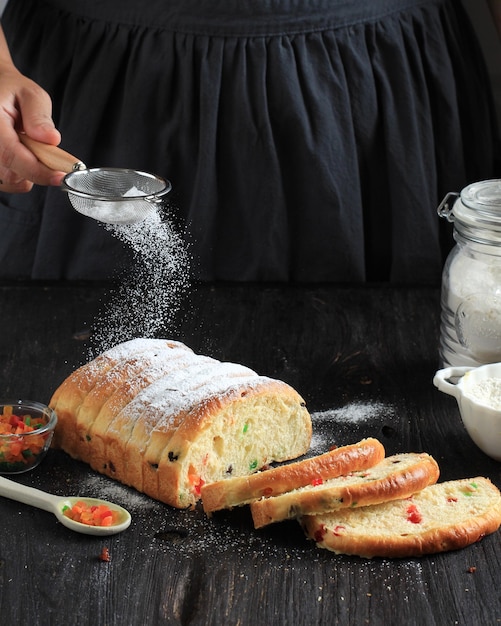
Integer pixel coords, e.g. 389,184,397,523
19,134,171,224
61,167,171,224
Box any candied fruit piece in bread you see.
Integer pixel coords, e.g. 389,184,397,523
301,477,501,558
49,339,312,508
250,452,440,528
201,438,385,513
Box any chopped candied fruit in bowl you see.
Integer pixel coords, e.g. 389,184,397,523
0,401,57,473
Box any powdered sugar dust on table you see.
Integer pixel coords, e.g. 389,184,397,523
0,282,500,625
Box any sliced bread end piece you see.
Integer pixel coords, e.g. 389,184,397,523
301,476,501,558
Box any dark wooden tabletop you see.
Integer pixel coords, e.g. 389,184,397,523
0,280,500,626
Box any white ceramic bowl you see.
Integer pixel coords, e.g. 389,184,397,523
434,363,501,461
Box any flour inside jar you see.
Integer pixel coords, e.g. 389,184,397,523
439,245,501,368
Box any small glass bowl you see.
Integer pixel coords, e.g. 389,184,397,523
0,400,57,474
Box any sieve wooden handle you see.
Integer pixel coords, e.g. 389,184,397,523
18,133,86,172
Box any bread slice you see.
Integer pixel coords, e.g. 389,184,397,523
154,377,312,507
200,438,385,513
301,477,501,558
107,359,247,493
49,339,312,508
250,452,440,528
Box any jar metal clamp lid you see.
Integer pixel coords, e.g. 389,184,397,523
437,179,501,243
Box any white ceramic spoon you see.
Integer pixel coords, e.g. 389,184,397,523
0,476,131,536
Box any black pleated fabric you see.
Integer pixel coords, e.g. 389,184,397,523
0,0,498,282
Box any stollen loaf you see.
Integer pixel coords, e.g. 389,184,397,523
201,438,386,513
301,477,501,558
49,338,312,508
250,452,440,528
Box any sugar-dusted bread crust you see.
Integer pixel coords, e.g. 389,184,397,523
250,452,440,528
200,438,385,513
301,477,501,558
51,338,190,451
49,339,312,508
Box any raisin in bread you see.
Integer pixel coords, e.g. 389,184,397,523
201,438,385,513
49,338,312,508
301,477,501,558
250,452,440,528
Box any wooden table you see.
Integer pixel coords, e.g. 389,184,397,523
0,281,500,626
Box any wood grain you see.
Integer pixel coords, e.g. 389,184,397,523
0,281,500,625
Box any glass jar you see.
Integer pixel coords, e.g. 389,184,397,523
438,179,501,367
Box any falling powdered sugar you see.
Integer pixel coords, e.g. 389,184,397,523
89,209,190,358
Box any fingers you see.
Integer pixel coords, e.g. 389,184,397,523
0,178,34,194
0,156,63,192
0,132,66,189
18,82,61,146
0,71,65,192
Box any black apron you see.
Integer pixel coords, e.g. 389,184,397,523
0,0,498,282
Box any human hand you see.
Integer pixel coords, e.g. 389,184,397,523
0,66,66,193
